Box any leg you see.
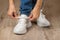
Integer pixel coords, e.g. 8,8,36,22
20,0,37,16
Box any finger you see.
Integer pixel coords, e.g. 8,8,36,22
30,15,38,21
10,12,16,19
14,10,17,16
28,13,33,19
30,16,35,21
14,12,17,17
10,14,15,19
8,13,14,19
14,15,20,19
12,11,17,18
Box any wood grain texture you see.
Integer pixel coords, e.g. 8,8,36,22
0,0,60,40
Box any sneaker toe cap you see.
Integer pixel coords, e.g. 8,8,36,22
13,27,27,34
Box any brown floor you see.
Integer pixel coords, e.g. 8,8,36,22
0,0,60,40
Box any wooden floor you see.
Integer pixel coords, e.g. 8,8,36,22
0,0,60,40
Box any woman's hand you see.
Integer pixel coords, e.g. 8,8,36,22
7,5,17,19
29,9,40,21
29,0,42,21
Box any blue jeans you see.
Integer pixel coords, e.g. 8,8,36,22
20,0,43,16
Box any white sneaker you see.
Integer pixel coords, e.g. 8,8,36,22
37,10,50,27
13,14,32,34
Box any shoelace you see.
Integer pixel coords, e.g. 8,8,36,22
17,16,30,24
16,16,29,20
16,16,31,24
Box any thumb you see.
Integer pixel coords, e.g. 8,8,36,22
14,10,18,17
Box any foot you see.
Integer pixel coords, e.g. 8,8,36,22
37,10,50,27
13,14,32,34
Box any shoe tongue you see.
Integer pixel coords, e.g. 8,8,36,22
21,14,27,17
17,14,28,19
16,14,28,20
18,15,28,22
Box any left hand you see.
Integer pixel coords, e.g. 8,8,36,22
29,9,40,21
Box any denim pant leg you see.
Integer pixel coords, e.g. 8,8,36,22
20,0,36,16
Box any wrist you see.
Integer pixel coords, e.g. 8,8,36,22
9,0,15,7
9,4,15,8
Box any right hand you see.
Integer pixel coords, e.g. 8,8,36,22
7,5,17,19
